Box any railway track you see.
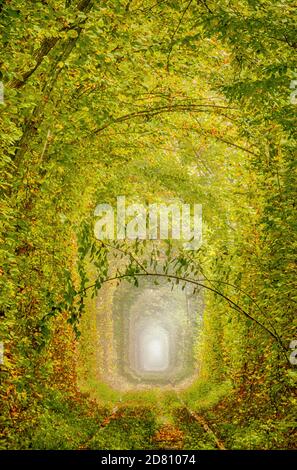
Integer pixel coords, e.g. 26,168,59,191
78,398,124,449
172,390,226,450
79,391,226,450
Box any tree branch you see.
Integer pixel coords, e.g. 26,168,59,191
78,271,287,357
166,0,194,72
92,103,238,135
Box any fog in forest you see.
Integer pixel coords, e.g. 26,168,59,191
111,278,203,387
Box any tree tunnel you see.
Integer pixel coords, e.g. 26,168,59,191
111,278,203,387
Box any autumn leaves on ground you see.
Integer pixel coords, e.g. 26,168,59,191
0,1,296,450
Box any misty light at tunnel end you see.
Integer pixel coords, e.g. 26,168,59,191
113,278,202,386
139,326,170,372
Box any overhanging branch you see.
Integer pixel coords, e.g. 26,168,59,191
79,270,287,358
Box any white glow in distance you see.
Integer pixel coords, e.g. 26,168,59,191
139,326,169,372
